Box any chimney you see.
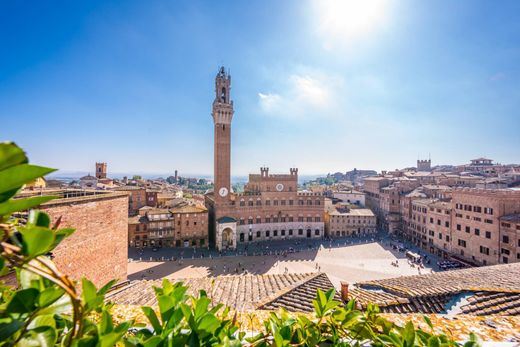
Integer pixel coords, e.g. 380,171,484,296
340,281,349,301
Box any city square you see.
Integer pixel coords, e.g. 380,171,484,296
127,236,438,288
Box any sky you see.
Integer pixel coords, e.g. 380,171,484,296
1,0,519,177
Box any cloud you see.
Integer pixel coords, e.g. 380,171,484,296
258,70,343,119
258,92,282,112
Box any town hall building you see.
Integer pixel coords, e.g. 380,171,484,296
205,67,325,250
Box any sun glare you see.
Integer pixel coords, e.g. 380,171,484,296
313,0,389,47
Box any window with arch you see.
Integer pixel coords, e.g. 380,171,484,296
240,200,245,207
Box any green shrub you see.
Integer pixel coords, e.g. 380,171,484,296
0,142,480,346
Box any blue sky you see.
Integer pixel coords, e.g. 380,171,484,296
1,0,519,177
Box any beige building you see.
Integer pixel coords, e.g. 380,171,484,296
325,206,376,237
451,188,520,266
499,214,520,264
205,67,324,250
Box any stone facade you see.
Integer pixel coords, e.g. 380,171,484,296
114,186,147,216
499,214,520,264
206,67,324,250
417,159,431,172
36,190,128,287
325,206,376,237
129,205,208,248
451,189,520,265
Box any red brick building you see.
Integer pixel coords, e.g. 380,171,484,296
205,67,324,250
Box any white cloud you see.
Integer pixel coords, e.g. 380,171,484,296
258,92,282,112
258,70,343,119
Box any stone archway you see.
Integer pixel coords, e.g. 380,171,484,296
222,227,233,249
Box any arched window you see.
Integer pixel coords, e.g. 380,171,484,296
221,87,226,102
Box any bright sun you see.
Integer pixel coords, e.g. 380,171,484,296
312,0,389,47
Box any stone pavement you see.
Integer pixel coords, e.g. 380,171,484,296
127,234,440,289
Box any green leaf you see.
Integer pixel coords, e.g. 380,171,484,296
51,228,75,249
82,278,97,304
0,196,56,216
197,314,220,334
0,164,56,195
18,326,57,347
142,306,162,334
38,287,65,308
423,315,433,330
142,336,163,347
7,288,39,313
402,321,416,347
19,226,55,257
0,320,24,340
99,332,125,347
158,295,175,323
0,142,28,171
100,310,114,335
428,336,441,347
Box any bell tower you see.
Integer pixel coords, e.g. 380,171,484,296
212,67,234,204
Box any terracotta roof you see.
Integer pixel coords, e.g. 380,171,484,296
258,273,340,312
170,205,207,213
107,273,319,312
350,263,520,315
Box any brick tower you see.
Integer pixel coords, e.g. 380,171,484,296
95,162,107,179
212,67,234,205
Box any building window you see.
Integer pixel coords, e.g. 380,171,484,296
256,199,261,206
281,230,285,236
458,239,466,248
273,216,278,223
248,218,253,224
256,217,261,224
445,221,449,228
502,235,510,243
299,200,304,206
474,228,480,236
298,229,303,235
480,246,489,255
315,199,321,205
273,230,278,236
289,200,294,205
298,216,304,222
240,200,245,207
288,216,293,222
315,229,320,235
239,219,245,225
265,217,271,223
248,200,253,206
307,200,312,205
266,230,270,237
266,200,271,206
501,248,510,255
485,231,491,239
257,231,261,238
289,229,293,235
315,217,321,222
281,200,286,206
456,224,461,231
274,200,279,206
465,226,470,233
306,217,312,222
484,219,493,224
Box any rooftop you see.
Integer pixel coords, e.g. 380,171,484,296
350,263,520,315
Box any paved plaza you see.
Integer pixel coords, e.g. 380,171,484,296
127,236,439,289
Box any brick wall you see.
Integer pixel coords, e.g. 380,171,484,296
41,193,128,287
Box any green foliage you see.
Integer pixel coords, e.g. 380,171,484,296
0,142,482,346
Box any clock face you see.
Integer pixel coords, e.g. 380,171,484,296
276,183,284,192
218,187,228,197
